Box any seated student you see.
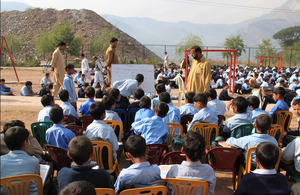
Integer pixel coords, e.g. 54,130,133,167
166,80,176,94
219,83,234,101
38,94,55,122
41,73,52,87
85,102,119,159
187,93,218,131
166,131,216,195
260,77,270,87
151,83,166,109
132,102,169,144
77,74,86,87
128,88,144,109
73,71,82,84
274,79,286,88
247,96,268,123
235,142,290,195
59,181,96,195
102,95,123,123
205,88,226,116
63,64,77,109
46,107,76,150
289,78,299,91
215,77,224,88
282,99,300,145
109,88,127,110
241,79,252,94
134,96,155,122
159,92,180,124
59,89,79,119
78,83,89,98
0,78,13,95
20,81,37,96
249,74,261,88
180,91,198,116
58,136,114,191
0,126,40,194
269,87,289,117
79,86,95,116
39,83,53,96
114,135,161,194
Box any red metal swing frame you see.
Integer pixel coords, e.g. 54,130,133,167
256,56,282,73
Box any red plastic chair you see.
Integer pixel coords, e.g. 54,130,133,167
79,115,94,129
162,151,186,165
43,144,71,172
205,147,243,190
64,125,84,136
180,115,194,134
62,115,80,125
146,144,168,165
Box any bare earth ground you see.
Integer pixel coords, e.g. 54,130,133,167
1,67,298,194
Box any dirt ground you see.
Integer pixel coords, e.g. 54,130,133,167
1,67,298,194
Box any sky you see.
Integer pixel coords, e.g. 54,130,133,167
3,0,290,24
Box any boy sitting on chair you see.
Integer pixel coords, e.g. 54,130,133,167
79,87,95,116
128,88,144,109
102,95,123,123
134,96,155,122
269,87,289,118
38,94,55,122
179,91,198,116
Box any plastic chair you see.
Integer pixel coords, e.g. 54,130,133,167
0,174,43,195
119,186,167,195
62,115,80,125
43,144,70,171
166,123,183,148
180,114,194,134
268,124,283,145
79,115,94,129
162,151,186,165
205,147,243,190
165,178,209,195
114,109,128,132
104,120,123,142
91,141,120,176
31,121,53,147
64,125,84,136
127,108,140,129
146,144,168,165
177,75,185,107
231,124,254,138
217,115,226,126
95,188,115,195
191,123,219,149
272,111,293,132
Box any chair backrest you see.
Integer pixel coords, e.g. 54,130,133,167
127,108,140,130
166,123,183,147
79,115,94,129
177,76,185,107
217,115,226,126
165,178,209,195
43,144,70,171
191,123,219,149
31,121,53,147
272,111,293,132
245,146,282,174
62,115,80,125
231,124,254,138
104,120,123,142
64,125,84,136
114,109,128,132
146,144,168,165
268,124,283,145
119,186,167,195
95,188,115,195
180,114,194,134
162,151,186,165
0,174,43,195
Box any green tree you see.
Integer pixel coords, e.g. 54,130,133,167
273,26,300,48
2,34,27,55
175,34,203,57
35,30,55,54
67,36,83,57
222,35,245,59
256,39,277,64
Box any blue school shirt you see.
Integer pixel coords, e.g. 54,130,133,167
112,79,139,97
223,107,252,133
152,97,173,109
105,110,123,123
79,99,95,115
37,105,52,122
162,103,181,124
180,103,198,116
269,99,289,117
46,124,76,150
132,116,168,144
241,83,250,90
260,81,269,87
251,108,269,123
20,85,32,96
0,85,12,95
134,108,155,122
187,107,218,131
63,74,77,103
60,102,79,119
73,73,81,82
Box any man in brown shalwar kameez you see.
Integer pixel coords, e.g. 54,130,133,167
104,37,119,85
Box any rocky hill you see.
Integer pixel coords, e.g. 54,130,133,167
0,9,161,62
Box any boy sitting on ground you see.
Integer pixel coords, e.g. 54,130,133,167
241,79,252,94
78,83,89,98
269,87,289,117
134,96,155,122
102,95,123,123
59,89,79,119
128,88,144,109
159,92,180,124
39,83,53,96
219,83,234,101
79,86,95,116
38,94,55,122
179,91,198,116
20,81,37,96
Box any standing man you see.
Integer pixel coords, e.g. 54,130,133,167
186,46,211,94
80,53,92,82
104,38,119,85
50,41,66,97
164,52,168,69
92,56,104,88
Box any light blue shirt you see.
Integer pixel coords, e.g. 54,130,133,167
46,124,76,150
85,120,119,159
269,99,289,117
73,73,81,82
162,103,181,124
223,107,252,133
114,162,161,194
241,83,250,90
41,76,52,86
251,108,269,123
112,79,139,97
207,99,226,116
77,77,85,86
256,77,263,83
0,150,40,195
187,107,218,131
216,78,223,87
166,85,171,94
60,102,79,119
282,137,300,172
289,83,299,91
151,97,160,109
20,85,32,96
180,103,198,116
132,116,168,144
63,74,77,103
134,108,155,122
289,74,298,84
0,85,12,95
38,105,52,122
79,99,95,116
105,110,122,123
260,81,269,87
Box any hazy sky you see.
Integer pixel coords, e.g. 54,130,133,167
3,0,289,24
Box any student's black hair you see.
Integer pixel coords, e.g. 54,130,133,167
48,83,53,89
293,98,300,106
45,73,50,76
89,102,106,120
79,71,82,74
59,89,69,102
58,181,96,195
256,142,279,169
205,88,217,100
191,46,202,54
3,120,25,134
82,74,85,77
159,92,171,104
193,93,208,106
65,64,75,71
41,94,54,107
182,131,206,161
169,81,176,87
25,81,32,86
156,102,169,117
273,87,285,97
68,136,93,165
222,83,229,88
4,126,29,150
125,135,146,158
102,95,116,110
135,74,144,83
57,41,66,46
263,77,269,82
232,96,248,113
255,114,271,133
83,83,89,87
80,53,85,57
49,106,64,124
110,37,118,43
185,91,195,103
155,83,166,94
85,87,95,98
134,88,144,100
140,96,151,108
109,88,120,99
0,78,5,82
247,96,260,109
